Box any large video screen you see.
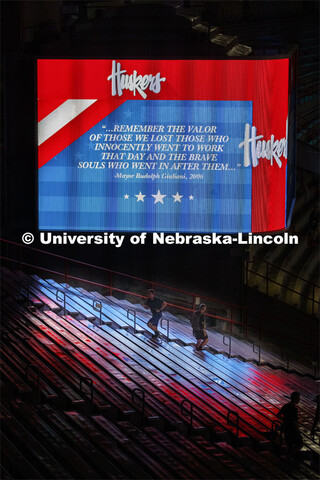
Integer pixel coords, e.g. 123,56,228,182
38,58,294,233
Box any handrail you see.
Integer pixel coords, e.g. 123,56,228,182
70,285,128,326
127,309,137,333
1,238,235,308
160,316,170,339
253,344,261,366
253,256,319,288
247,256,319,317
1,256,242,327
26,364,41,404
2,255,317,352
56,290,66,316
281,351,290,372
20,280,30,306
2,238,318,328
227,410,239,441
1,255,317,354
312,361,319,379
1,239,318,353
247,266,319,304
223,335,231,358
132,388,145,427
54,283,116,326
0,238,232,306
180,399,194,434
93,301,102,325
311,431,320,446
4,237,318,308
79,376,94,414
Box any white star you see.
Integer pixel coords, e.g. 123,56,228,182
124,194,129,199
75,152,84,161
135,191,146,202
189,195,194,200
152,190,166,204
172,192,183,203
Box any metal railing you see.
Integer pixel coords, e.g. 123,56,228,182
127,309,137,333
20,280,30,306
281,351,290,372
2,258,318,363
180,399,194,434
56,290,66,316
4,239,318,315
79,376,94,414
160,317,170,339
227,410,239,442
253,344,261,365
26,364,41,404
1,238,318,356
132,388,145,427
246,256,319,316
1,252,245,331
312,361,319,379
93,301,102,325
223,335,232,358
0,238,250,317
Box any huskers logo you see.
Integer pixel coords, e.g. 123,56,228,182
239,119,288,168
107,60,166,99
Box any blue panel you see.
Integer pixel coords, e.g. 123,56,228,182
39,100,252,232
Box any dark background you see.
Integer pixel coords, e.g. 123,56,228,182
1,0,319,306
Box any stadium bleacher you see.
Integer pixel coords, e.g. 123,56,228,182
1,2,319,479
2,265,316,375
1,267,319,479
247,167,319,316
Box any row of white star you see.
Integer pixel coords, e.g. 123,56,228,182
123,190,195,204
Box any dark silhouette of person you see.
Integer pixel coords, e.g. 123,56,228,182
143,289,167,340
277,391,303,454
311,394,319,438
191,303,209,351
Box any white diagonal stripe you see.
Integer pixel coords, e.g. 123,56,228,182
38,99,97,146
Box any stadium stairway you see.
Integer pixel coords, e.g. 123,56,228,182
112,296,315,376
79,288,316,377
1,266,317,377
1,268,320,479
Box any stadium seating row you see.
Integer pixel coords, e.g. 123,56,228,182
1,268,319,479
2,266,315,375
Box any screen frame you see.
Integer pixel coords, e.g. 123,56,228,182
36,48,297,235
